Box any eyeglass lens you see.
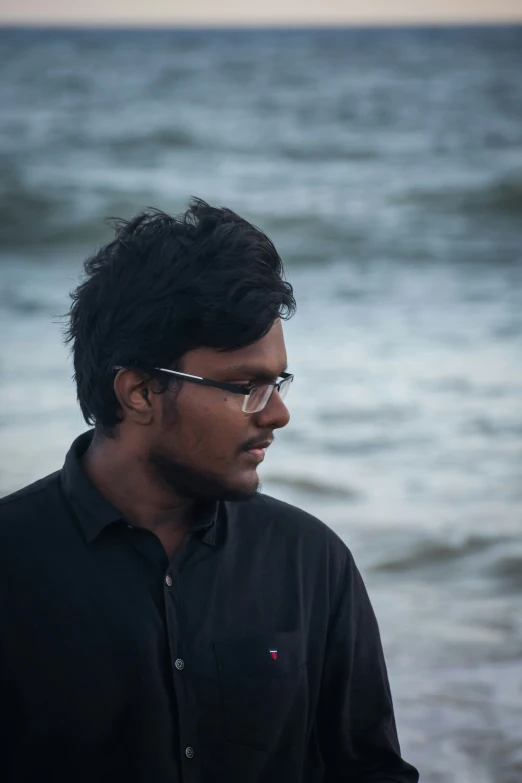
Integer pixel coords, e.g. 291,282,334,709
242,376,292,414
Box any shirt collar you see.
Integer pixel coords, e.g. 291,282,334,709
61,430,219,546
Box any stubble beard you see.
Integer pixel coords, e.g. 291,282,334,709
147,446,260,503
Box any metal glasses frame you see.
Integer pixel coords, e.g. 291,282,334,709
113,366,294,413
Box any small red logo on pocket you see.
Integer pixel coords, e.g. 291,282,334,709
269,649,278,660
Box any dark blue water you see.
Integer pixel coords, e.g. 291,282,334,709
1,26,521,782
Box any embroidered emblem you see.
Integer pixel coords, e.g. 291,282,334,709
269,649,278,660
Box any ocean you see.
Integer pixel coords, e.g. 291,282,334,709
1,25,521,782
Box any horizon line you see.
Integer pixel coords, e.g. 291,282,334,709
1,19,522,30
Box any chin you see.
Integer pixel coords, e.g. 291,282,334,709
148,448,260,502
221,471,260,502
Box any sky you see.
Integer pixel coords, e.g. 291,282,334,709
1,0,522,27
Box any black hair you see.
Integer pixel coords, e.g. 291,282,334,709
65,198,295,431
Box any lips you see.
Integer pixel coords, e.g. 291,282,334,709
243,447,267,464
241,439,272,464
245,440,272,452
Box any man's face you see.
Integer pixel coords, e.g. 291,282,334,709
145,319,290,501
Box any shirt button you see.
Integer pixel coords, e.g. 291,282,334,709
185,746,195,759
175,658,185,671
165,575,173,587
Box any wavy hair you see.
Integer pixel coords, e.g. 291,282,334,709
64,199,296,431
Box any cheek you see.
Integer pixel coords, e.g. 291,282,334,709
170,394,247,462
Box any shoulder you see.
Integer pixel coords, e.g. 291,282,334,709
228,492,351,564
0,471,62,529
259,492,344,537
227,493,356,613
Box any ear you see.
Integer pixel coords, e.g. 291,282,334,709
113,369,162,427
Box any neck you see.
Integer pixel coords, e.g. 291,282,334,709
82,431,194,555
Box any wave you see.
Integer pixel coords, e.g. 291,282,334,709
372,535,495,572
489,553,522,588
261,474,358,500
462,416,522,438
372,534,522,590
103,127,200,154
0,163,160,249
0,288,48,315
323,438,399,456
277,144,378,163
319,405,417,424
400,174,522,217
0,167,61,248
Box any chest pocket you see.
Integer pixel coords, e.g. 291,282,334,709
214,631,307,753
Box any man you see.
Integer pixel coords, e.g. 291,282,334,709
0,200,418,783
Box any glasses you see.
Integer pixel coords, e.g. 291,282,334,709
113,366,294,414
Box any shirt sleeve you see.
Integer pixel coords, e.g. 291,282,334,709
316,549,419,783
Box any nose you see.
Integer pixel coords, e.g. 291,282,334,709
254,387,290,430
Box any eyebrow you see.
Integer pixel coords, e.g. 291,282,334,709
224,363,288,381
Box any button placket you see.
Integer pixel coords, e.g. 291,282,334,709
164,548,202,783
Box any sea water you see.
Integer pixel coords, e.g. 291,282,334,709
1,26,521,782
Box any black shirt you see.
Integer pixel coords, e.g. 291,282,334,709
0,431,419,783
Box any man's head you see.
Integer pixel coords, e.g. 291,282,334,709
66,199,296,501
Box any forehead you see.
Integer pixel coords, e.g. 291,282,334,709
183,320,287,375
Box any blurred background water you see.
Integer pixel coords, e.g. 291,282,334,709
1,25,522,782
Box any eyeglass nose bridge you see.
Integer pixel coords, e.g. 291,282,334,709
276,375,292,406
